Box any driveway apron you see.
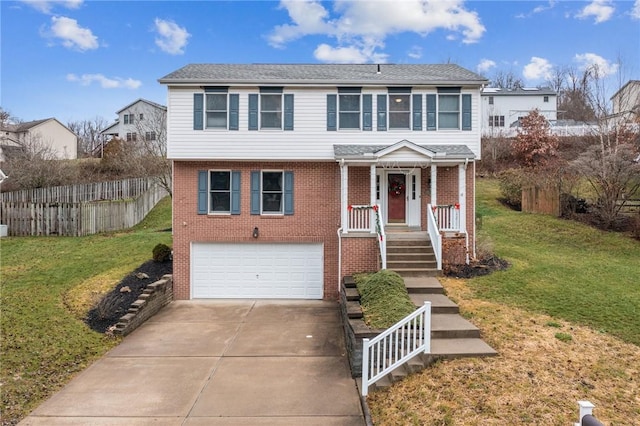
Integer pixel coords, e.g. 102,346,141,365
19,300,365,426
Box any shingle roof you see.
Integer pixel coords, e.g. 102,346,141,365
334,144,475,159
159,64,488,86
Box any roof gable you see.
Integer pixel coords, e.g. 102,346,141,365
116,98,167,114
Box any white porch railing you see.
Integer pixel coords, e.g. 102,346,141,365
361,301,431,396
426,204,442,270
434,204,461,231
347,205,371,232
374,204,386,270
347,204,386,269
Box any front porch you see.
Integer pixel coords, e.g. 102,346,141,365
336,140,476,277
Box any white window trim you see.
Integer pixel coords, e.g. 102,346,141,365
388,93,412,130
260,93,283,130
261,170,284,215
205,93,229,130
338,93,362,130
208,169,232,215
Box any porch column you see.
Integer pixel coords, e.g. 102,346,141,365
370,164,377,233
458,163,466,233
430,164,437,206
340,161,349,232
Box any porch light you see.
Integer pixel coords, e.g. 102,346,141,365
253,227,259,238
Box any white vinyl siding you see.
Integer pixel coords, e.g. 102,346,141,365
166,87,482,160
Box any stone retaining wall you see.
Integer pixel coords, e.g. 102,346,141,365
113,274,173,336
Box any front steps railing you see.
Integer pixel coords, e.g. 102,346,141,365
361,302,431,396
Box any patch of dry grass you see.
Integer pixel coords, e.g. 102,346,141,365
367,278,640,425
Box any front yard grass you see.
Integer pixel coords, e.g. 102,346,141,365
0,196,172,425
367,179,640,424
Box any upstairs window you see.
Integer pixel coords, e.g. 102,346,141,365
488,96,494,105
206,93,228,129
145,131,156,141
426,88,471,131
438,94,460,129
123,114,135,125
126,132,137,141
489,115,505,127
339,93,361,129
544,96,549,102
260,94,282,129
389,93,411,129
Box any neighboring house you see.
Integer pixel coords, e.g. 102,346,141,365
610,80,640,123
100,98,167,153
0,118,77,160
159,63,487,301
481,87,557,136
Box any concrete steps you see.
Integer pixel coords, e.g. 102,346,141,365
345,271,497,393
385,233,440,277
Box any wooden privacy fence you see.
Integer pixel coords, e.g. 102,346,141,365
1,183,168,236
522,185,560,217
0,177,156,203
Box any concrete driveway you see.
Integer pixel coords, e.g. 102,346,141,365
19,300,365,425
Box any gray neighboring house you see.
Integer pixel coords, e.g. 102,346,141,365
99,98,167,154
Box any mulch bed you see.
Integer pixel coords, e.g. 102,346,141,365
85,260,172,333
444,255,510,279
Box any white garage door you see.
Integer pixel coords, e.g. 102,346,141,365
191,243,324,299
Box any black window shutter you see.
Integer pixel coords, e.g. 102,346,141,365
412,94,422,131
377,94,387,131
362,94,372,131
248,94,258,130
193,94,203,130
229,94,239,130
426,94,436,131
284,94,294,131
327,94,337,131
462,94,472,130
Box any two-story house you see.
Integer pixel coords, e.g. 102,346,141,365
481,87,557,137
159,64,487,301
100,98,167,152
0,118,78,161
610,80,640,123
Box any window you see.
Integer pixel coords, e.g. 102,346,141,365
438,95,460,129
209,171,232,213
205,93,228,129
543,96,549,103
261,171,283,214
489,115,505,127
145,131,156,141
488,96,494,105
389,94,411,129
339,94,360,129
126,132,137,141
260,94,282,129
139,113,144,120
123,114,135,125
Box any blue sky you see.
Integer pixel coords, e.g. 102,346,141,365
1,0,639,124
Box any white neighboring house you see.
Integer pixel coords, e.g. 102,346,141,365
0,118,78,161
481,87,557,137
610,80,640,123
100,98,167,154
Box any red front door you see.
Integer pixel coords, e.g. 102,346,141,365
387,174,406,223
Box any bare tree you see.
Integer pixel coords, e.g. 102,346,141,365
67,117,109,158
490,70,524,90
132,107,171,196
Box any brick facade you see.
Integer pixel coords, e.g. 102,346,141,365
173,161,475,301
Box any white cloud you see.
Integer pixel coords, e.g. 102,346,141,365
576,0,615,23
66,73,141,89
314,44,369,63
20,0,82,14
574,53,619,77
477,59,496,74
516,0,556,19
48,16,98,51
268,0,485,63
631,0,640,19
154,18,190,55
523,57,553,81
407,46,422,60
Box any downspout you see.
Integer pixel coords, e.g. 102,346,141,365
463,158,470,264
337,227,343,295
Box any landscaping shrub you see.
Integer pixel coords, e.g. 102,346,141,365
152,243,172,262
498,168,527,210
354,270,415,329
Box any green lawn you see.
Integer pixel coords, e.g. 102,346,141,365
472,179,640,345
0,197,172,424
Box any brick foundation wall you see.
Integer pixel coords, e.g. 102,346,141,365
341,236,379,277
173,161,341,300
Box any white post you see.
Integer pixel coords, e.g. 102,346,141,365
458,164,466,233
574,401,595,426
430,164,437,207
361,338,370,396
370,164,377,234
340,161,349,233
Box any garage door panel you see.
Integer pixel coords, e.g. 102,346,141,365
191,243,323,299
